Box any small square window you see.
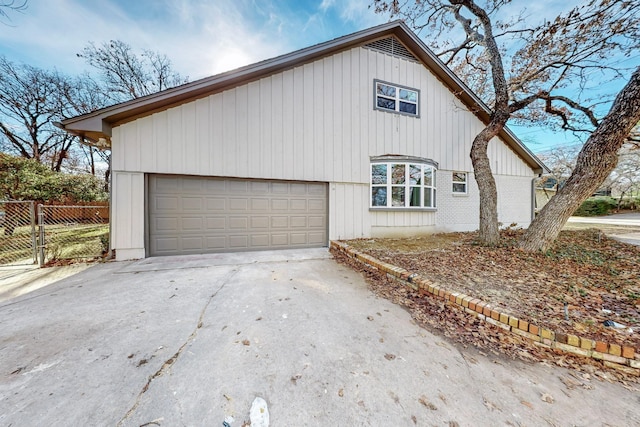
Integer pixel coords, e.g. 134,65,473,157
452,172,467,194
374,80,419,117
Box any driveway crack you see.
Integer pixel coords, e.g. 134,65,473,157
116,268,239,426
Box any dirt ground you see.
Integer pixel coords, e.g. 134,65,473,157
338,224,640,384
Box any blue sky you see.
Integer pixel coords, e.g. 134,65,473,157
0,0,633,155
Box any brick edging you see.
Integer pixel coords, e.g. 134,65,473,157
330,240,640,376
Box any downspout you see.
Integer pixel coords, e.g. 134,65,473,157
531,175,540,221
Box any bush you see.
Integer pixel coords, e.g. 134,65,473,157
0,153,107,203
573,197,617,216
616,197,640,210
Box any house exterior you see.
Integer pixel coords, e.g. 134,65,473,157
61,21,545,260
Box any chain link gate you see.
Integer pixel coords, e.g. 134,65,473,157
0,201,37,266
37,204,110,266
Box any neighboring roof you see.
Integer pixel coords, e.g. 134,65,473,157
60,20,546,174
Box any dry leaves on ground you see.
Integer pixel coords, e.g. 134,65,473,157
336,228,640,384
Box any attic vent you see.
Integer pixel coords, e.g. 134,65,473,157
364,37,418,62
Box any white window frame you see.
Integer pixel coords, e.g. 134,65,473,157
374,80,420,117
452,172,468,194
370,161,436,209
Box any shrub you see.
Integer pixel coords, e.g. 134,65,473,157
573,197,617,216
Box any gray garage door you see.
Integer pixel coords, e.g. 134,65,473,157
148,175,328,256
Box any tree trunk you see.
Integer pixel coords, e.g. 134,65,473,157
471,117,506,245
520,66,640,251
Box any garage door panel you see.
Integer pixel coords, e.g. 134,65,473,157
183,178,204,191
308,216,325,228
206,236,227,249
271,183,289,194
228,180,249,192
148,175,327,256
251,181,270,192
271,199,288,210
155,196,179,210
308,199,325,211
250,216,269,229
271,234,289,246
271,216,288,228
251,198,269,211
308,232,326,244
229,235,249,248
290,233,307,245
251,234,270,247
229,199,248,210
290,216,307,228
182,237,204,250
290,199,307,211
155,217,178,231
155,237,179,252
206,217,226,230
182,217,203,230
182,197,203,210
229,217,248,229
207,197,226,210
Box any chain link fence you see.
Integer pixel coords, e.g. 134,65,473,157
38,204,110,266
0,201,37,266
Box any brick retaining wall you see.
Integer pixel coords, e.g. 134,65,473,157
330,240,639,376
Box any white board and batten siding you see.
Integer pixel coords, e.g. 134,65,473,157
110,45,535,258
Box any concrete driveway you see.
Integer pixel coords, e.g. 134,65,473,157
1,249,638,426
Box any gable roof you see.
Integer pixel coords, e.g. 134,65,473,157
60,20,545,174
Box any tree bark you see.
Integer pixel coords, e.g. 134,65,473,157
471,117,506,245
519,66,640,251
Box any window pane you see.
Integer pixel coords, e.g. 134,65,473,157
453,172,466,183
409,187,421,206
453,183,466,193
391,164,405,184
409,164,421,185
399,89,417,102
371,164,387,184
424,188,431,207
377,83,396,97
392,187,405,206
371,187,387,206
399,102,417,115
377,97,395,110
424,168,432,186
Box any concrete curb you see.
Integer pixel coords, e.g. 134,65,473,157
330,240,640,376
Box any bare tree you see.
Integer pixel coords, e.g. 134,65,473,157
374,0,640,247
0,0,27,25
609,146,640,205
0,56,74,171
76,41,189,189
78,40,188,103
537,145,580,190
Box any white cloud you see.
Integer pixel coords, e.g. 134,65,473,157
0,0,384,81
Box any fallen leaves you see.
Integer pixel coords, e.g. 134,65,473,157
334,228,640,385
344,229,640,350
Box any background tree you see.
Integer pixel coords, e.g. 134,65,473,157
0,41,186,189
0,0,26,25
374,0,640,248
537,145,580,191
74,40,189,189
78,40,188,103
0,57,75,171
